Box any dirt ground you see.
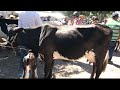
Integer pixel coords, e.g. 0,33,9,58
0,48,120,79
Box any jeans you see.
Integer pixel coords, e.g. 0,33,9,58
18,46,27,70
108,41,117,61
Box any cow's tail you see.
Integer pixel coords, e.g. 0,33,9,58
102,50,109,72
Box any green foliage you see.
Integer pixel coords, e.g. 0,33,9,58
63,11,74,17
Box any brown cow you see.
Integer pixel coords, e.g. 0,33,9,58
38,24,112,79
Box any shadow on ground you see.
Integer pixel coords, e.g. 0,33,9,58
113,51,120,57
53,59,92,77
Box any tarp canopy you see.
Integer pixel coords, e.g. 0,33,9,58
38,12,65,19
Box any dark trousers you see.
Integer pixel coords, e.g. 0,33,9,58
108,41,117,61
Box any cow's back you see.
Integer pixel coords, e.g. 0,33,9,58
54,24,112,59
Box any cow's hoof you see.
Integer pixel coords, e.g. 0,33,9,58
52,74,56,79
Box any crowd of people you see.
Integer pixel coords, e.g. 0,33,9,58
62,12,102,25
0,11,107,26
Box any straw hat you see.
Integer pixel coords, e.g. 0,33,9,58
9,15,16,19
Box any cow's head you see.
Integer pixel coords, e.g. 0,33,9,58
7,26,42,48
21,50,38,79
7,27,25,47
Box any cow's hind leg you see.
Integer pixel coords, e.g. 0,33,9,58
95,63,103,79
93,46,108,79
90,63,96,79
95,57,106,79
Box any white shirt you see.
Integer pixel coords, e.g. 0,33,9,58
18,11,43,28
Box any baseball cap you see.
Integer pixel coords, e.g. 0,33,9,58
112,13,119,17
73,11,79,17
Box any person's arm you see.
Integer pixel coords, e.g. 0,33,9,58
18,14,23,28
117,29,120,44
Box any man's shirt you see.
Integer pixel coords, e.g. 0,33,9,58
18,11,43,28
106,18,120,41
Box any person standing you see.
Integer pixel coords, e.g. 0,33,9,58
17,11,43,73
105,12,120,63
76,15,85,25
72,12,79,25
91,17,99,24
18,11,43,28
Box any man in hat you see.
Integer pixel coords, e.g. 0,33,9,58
72,12,79,25
105,12,120,63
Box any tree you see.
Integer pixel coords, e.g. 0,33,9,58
63,11,74,17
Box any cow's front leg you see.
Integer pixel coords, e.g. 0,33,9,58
44,53,54,79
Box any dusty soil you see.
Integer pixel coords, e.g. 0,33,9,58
0,48,120,79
